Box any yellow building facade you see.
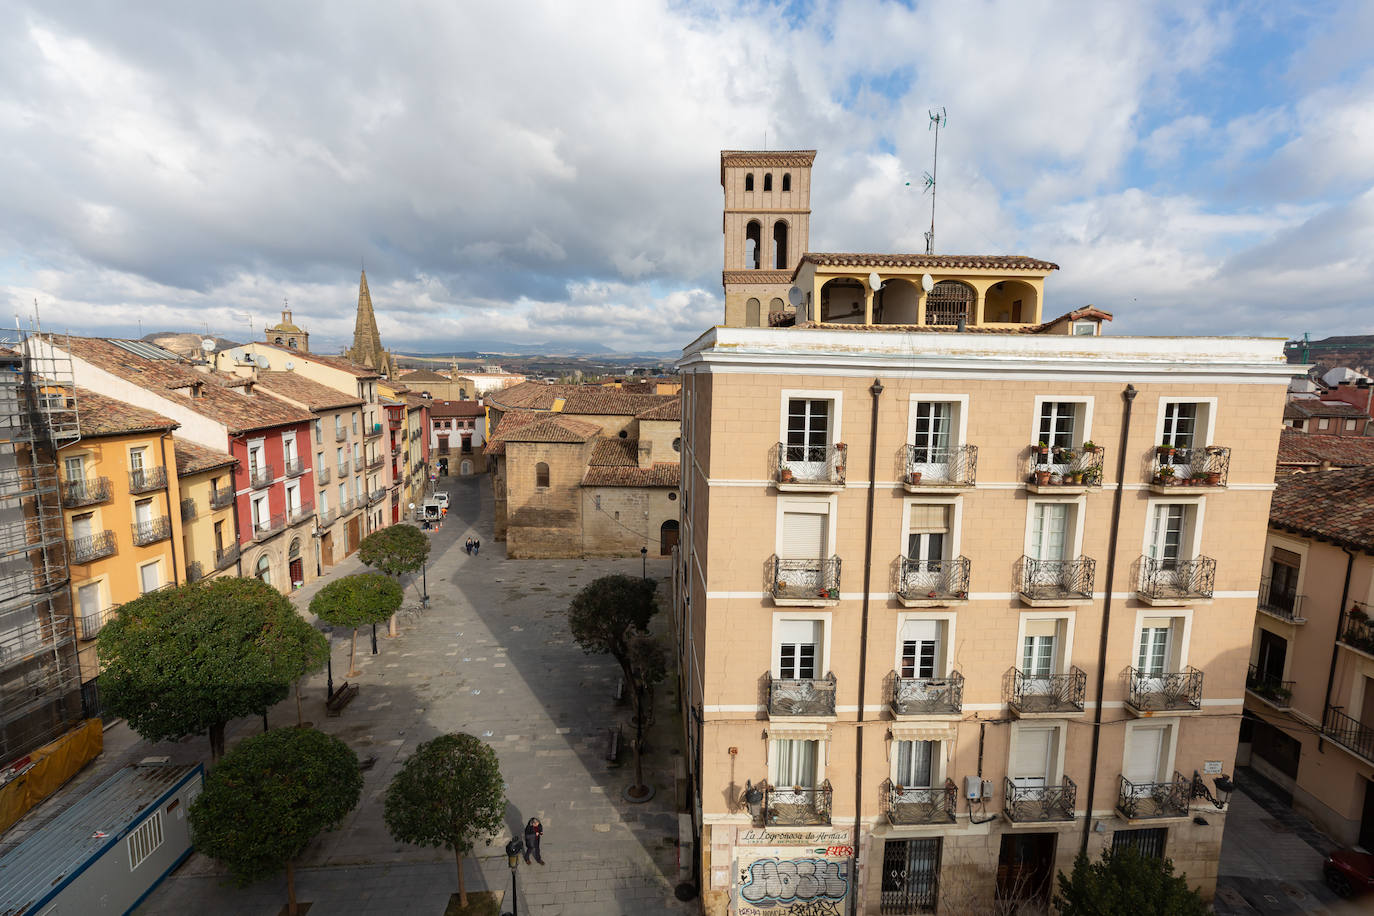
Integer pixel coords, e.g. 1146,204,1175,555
173,438,239,583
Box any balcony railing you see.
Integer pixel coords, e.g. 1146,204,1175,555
62,476,111,507
1006,667,1087,716
316,466,331,485
1323,706,1374,764
180,498,197,522
1150,446,1230,488
1258,577,1304,622
368,488,386,505
898,556,970,605
903,443,977,488
883,778,958,826
1004,776,1076,822
210,488,235,510
890,671,963,716
763,781,832,826
776,441,847,489
1116,772,1190,820
1015,555,1095,605
78,607,116,640
287,502,314,525
766,672,836,717
215,543,240,571
249,464,276,489
1026,445,1104,490
186,560,205,583
1246,665,1294,708
128,466,168,493
283,457,305,477
338,496,359,515
1126,666,1204,713
366,454,385,470
335,427,348,442
337,459,351,477
391,442,403,456
1339,605,1374,656
251,514,287,541
1136,556,1216,604
769,555,841,605
365,423,383,440
131,516,172,546
68,530,117,564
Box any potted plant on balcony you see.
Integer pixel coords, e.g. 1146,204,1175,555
1035,467,1051,486
779,467,795,483
1034,441,1049,457
1069,471,1083,485
1157,441,1176,457
1349,604,1368,622
1049,472,1063,485
817,586,834,599
1081,440,1099,452
1205,469,1222,486
906,470,922,485
1081,467,1102,487
1154,465,1176,486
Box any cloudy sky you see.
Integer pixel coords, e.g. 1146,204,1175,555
2,1,1371,355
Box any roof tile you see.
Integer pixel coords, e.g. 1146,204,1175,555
73,387,178,437
1270,466,1374,552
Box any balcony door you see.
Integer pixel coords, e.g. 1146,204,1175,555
1256,628,1287,683
1268,548,1300,613
776,620,820,680
1011,726,1054,793
134,498,153,527
139,561,160,594
900,619,940,679
1149,504,1187,568
1161,402,1199,451
1137,619,1174,696
64,455,85,489
77,582,101,634
784,398,830,475
1029,503,1068,566
773,738,819,789
910,401,953,478
72,513,94,542
1022,619,1060,700
1037,402,1078,450
1123,724,1168,794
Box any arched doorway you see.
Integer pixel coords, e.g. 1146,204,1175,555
925,280,975,326
288,538,304,588
745,298,761,327
875,278,920,324
460,459,473,475
659,519,679,556
982,280,1037,323
819,278,864,323
439,457,449,476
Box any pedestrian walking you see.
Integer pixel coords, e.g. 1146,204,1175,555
464,537,472,555
522,817,544,865
474,538,481,556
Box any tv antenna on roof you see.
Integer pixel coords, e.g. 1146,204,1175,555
924,107,946,255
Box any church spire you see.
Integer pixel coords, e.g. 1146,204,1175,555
348,269,392,375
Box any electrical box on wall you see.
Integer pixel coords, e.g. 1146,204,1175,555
982,779,995,799
964,776,981,800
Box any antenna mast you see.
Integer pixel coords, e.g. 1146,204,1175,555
924,107,946,255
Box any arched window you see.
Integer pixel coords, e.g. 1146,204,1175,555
782,173,791,192
274,337,284,345
535,462,550,488
745,298,761,327
770,297,785,315
772,220,789,269
254,555,272,585
459,388,468,399
289,538,300,559
763,173,773,192
288,339,298,349
745,173,754,192
925,280,975,326
745,221,762,270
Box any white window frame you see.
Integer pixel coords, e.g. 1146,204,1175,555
891,738,946,788
1121,720,1180,786
1318,418,1330,430
1152,397,1217,449
899,496,962,560
894,611,958,678
282,432,297,463
1007,722,1068,785
1015,611,1076,676
1029,396,1094,452
1071,321,1097,336
774,495,839,558
252,494,269,530
1130,608,1193,673
138,560,162,594
767,735,828,787
905,394,970,449
126,810,164,871
777,389,844,449
770,611,832,679
1139,497,1206,563
1023,495,1087,560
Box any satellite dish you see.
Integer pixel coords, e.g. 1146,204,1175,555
285,361,295,370
868,271,881,290
201,338,215,352
921,273,935,292
255,355,269,368
787,286,803,307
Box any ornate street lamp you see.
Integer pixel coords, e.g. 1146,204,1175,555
502,837,524,916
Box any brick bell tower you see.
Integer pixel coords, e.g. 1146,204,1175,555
720,150,815,327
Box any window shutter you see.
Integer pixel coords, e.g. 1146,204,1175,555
1012,728,1053,780
1123,726,1167,785
908,505,948,532
1024,619,1059,638
781,511,827,558
900,619,940,642
1271,548,1301,568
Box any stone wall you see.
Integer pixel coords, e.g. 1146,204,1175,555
581,486,678,557
505,440,591,558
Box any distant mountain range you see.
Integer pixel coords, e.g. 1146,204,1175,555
1286,334,1374,374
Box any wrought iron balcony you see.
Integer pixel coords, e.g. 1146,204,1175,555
79,606,116,640
68,530,117,564
316,466,331,485
283,457,305,477
186,560,205,583
131,516,172,546
215,543,240,570
763,781,832,826
366,454,385,471
898,556,970,606
1149,445,1230,491
1006,667,1087,716
1015,555,1095,606
890,671,963,717
903,443,977,489
128,465,168,494
1116,772,1190,820
391,441,403,456
365,423,383,440
368,488,386,505
1323,706,1374,765
180,498,197,521
1126,666,1203,714
62,476,111,507
766,672,837,717
335,427,348,442
288,502,314,525
317,508,336,527
775,441,847,490
1338,604,1374,656
1258,577,1304,622
251,514,287,541
883,778,958,825
769,555,841,606
210,487,235,510
1136,556,1216,605
249,463,276,489
1025,445,1104,492
1246,664,1294,709
1004,776,1076,822
337,459,351,477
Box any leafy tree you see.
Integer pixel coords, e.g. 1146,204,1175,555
567,574,665,794
383,733,506,907
189,727,362,916
97,577,327,758
359,523,431,578
310,573,403,676
1053,847,1207,916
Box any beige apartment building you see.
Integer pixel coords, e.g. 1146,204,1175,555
1242,465,1374,850
673,150,1295,915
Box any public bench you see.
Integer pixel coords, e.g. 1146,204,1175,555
326,681,359,717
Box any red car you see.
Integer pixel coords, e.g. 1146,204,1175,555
1323,847,1374,898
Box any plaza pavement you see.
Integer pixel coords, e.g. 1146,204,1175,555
7,474,693,915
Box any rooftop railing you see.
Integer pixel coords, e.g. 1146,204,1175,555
766,672,837,717
903,443,977,488
1136,556,1216,604
1004,776,1076,823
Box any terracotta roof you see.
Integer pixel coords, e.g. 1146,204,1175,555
255,342,381,378
173,437,237,477
430,399,485,418
796,253,1060,273
1276,430,1374,468
483,410,545,456
1042,306,1114,326
582,463,681,488
501,416,600,444
399,369,450,382
1284,398,1370,420
636,400,682,421
560,391,676,417
403,393,430,409
255,371,365,411
73,387,178,437
57,337,312,435
1270,467,1374,552
485,381,582,411
589,438,639,467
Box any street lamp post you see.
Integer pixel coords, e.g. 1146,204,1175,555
323,626,334,700
640,545,647,581
502,837,524,916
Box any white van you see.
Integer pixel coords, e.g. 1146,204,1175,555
434,492,450,509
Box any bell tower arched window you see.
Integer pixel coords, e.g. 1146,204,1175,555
535,462,550,488
782,173,791,192
745,221,762,270
745,173,754,192
772,220,789,270
763,173,773,192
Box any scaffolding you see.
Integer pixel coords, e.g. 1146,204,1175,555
0,328,83,768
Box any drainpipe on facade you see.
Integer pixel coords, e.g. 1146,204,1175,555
161,433,181,585
1318,546,1356,752
1080,383,1135,856
853,378,883,914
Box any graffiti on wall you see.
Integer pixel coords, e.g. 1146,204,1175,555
736,855,850,916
